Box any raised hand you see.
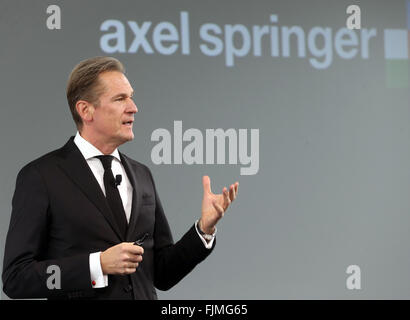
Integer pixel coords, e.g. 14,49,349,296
200,175,239,234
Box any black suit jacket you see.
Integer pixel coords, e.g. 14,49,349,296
2,137,214,299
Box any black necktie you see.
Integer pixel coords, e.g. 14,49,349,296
96,155,128,237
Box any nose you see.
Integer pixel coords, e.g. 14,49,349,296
128,98,138,113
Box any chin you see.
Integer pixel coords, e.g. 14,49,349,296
115,135,133,146
117,128,134,144
125,133,134,141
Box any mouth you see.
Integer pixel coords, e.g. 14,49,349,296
122,120,134,127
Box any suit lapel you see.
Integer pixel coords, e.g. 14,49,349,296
120,152,143,241
56,137,125,242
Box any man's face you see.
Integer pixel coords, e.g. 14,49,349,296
90,71,138,146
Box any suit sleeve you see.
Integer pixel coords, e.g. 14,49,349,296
146,167,215,291
2,164,93,299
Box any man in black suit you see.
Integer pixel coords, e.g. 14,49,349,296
2,57,239,299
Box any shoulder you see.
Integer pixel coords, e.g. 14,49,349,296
18,149,60,176
16,137,74,180
19,144,66,175
13,146,68,194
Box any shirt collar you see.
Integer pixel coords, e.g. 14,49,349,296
73,131,121,162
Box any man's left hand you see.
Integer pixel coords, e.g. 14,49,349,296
200,175,239,234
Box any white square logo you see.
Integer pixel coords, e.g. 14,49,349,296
384,29,408,59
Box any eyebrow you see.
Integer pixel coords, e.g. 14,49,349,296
111,91,134,101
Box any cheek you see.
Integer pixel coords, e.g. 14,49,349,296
96,110,121,128
93,104,125,132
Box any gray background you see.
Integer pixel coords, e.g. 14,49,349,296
1,0,410,299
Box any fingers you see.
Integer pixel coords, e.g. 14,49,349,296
124,268,137,274
123,243,144,255
123,262,139,274
223,187,231,209
203,175,212,194
102,242,146,275
123,252,143,263
121,243,144,263
121,245,143,274
229,185,235,200
222,181,238,212
125,262,139,269
229,183,237,201
227,182,239,202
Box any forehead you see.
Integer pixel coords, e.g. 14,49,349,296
98,71,133,94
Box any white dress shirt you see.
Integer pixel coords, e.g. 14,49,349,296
73,132,215,289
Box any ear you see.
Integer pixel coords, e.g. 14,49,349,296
75,100,95,124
